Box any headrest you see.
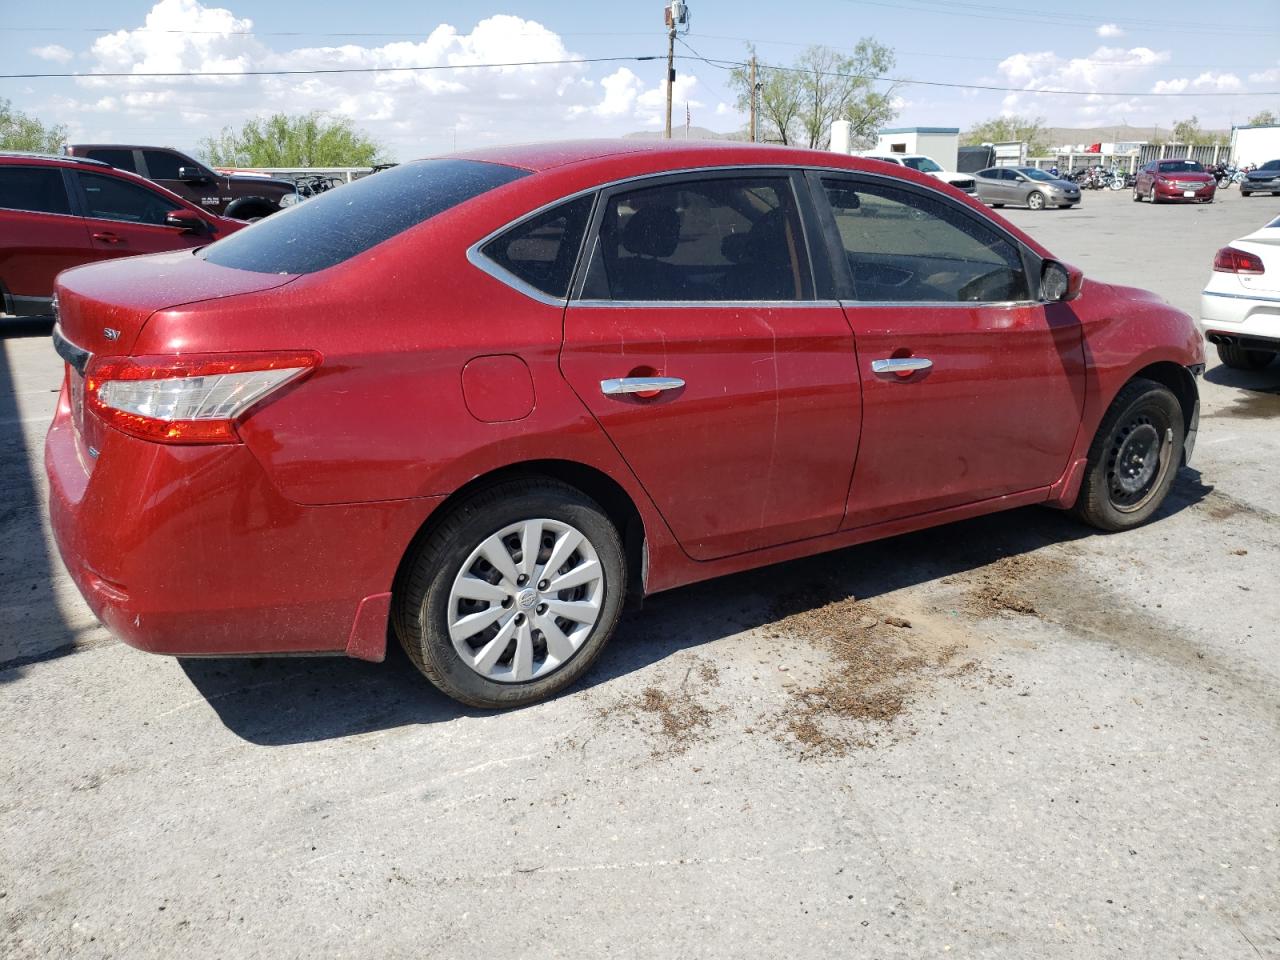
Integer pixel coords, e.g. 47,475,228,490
621,205,680,258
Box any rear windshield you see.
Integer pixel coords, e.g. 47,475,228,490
201,158,529,274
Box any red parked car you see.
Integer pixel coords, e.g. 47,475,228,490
46,140,1204,708
1133,159,1217,204
0,153,244,319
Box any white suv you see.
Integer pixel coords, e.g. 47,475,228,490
862,154,976,194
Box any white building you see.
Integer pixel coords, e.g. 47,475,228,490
1231,124,1280,167
871,127,960,171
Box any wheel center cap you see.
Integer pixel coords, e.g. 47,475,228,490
516,588,538,610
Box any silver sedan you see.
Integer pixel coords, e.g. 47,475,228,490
974,167,1081,210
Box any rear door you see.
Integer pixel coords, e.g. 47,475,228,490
71,170,205,263
812,173,1085,528
560,170,861,560
0,164,90,306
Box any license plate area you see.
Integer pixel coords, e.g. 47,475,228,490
1183,190,1196,197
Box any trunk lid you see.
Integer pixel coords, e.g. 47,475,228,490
55,248,296,357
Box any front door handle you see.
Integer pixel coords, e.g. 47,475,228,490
600,376,685,396
871,357,933,376
92,232,122,244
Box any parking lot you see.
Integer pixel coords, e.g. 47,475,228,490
2,188,1278,958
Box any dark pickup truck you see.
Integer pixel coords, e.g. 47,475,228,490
62,144,294,219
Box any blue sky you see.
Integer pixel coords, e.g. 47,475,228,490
3,0,1278,160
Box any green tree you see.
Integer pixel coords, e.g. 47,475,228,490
1248,110,1277,126
962,114,1050,156
199,112,385,167
729,40,898,149
0,98,67,153
1171,116,1204,144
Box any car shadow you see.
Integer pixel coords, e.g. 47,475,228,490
1203,361,1280,419
181,467,1212,746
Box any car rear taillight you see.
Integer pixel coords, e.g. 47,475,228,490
1213,246,1266,276
85,351,320,444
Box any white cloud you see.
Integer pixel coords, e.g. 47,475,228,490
50,0,707,157
1151,77,1189,94
994,45,1172,124
1250,65,1280,84
30,44,74,64
1192,71,1241,91
1096,24,1125,39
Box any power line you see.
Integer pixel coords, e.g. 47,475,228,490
677,53,1280,98
0,55,658,80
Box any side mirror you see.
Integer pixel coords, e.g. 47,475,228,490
177,166,209,183
165,209,207,234
1041,260,1083,302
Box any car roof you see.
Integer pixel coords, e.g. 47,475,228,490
449,138,903,175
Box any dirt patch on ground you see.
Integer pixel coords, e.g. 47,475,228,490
950,552,1069,620
1201,490,1279,524
759,587,981,759
594,658,725,759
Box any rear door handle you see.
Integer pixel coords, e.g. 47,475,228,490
871,357,933,375
92,232,122,244
600,376,685,396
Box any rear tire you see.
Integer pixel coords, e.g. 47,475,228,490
1216,342,1275,371
392,479,626,709
1072,378,1184,532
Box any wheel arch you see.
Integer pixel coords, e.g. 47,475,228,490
392,459,648,611
1130,360,1199,456
223,195,279,218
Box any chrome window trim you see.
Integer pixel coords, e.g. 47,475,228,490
841,298,1040,309
0,205,81,220
575,298,844,309
467,162,1042,307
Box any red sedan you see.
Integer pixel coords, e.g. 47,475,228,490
0,153,244,320
46,140,1204,708
1133,158,1217,204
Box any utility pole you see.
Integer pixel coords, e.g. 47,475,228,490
663,1,689,140
749,53,757,143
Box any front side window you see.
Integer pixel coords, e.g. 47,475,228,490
1021,168,1055,181
822,178,1029,303
85,149,137,173
77,172,178,225
143,150,187,180
480,195,593,299
581,177,811,302
0,167,70,215
202,159,528,275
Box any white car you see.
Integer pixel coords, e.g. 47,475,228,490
861,153,976,194
1200,215,1280,371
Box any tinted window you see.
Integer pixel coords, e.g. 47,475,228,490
77,171,178,224
581,177,811,302
902,157,942,173
480,195,593,298
977,169,1000,180
143,150,185,180
822,178,1028,303
0,167,70,215
202,159,528,275
1157,160,1205,173
999,169,1018,181
85,149,137,173
1260,160,1280,171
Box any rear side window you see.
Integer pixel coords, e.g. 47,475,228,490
580,177,812,302
143,150,185,180
85,149,137,173
202,159,529,275
479,195,594,299
77,172,178,224
0,167,70,215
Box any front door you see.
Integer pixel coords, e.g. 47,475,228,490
814,174,1086,528
142,149,226,214
561,172,862,560
72,171,206,265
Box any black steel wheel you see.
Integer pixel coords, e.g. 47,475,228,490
1072,378,1184,531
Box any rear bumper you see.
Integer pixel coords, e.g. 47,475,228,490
45,387,440,660
1199,289,1280,348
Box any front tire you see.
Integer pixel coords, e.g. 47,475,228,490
1027,191,1046,210
393,479,627,708
1072,378,1184,531
1217,342,1275,371
1149,185,1159,204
